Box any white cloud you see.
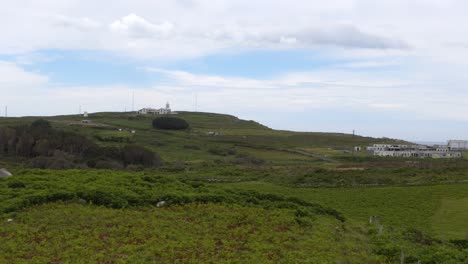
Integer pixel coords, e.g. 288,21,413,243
0,61,48,87
110,13,174,38
141,68,468,123
280,36,297,45
54,15,101,31
297,25,409,50
0,1,430,57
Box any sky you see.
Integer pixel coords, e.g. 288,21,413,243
1,0,468,141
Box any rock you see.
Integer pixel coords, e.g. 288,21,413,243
78,199,87,204
7,218,13,222
0,168,12,178
156,201,166,208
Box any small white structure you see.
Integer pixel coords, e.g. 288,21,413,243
207,131,222,136
367,144,462,159
0,168,12,178
448,140,468,150
83,111,88,118
138,102,172,115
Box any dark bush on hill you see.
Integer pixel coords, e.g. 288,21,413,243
0,119,163,170
152,117,189,130
95,160,125,170
233,153,266,165
183,144,201,150
122,145,164,167
208,146,237,156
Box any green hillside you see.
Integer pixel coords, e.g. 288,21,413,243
0,111,407,163
0,112,467,263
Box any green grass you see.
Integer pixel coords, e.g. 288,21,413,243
432,198,468,239
0,111,406,163
0,169,466,263
226,182,468,239
0,202,369,263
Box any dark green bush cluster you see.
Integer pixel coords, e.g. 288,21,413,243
208,146,237,156
368,225,468,263
233,153,266,165
94,135,132,143
0,120,162,169
183,144,201,150
0,170,344,223
152,117,189,130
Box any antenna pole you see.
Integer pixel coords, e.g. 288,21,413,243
4,106,7,118
132,91,135,112
195,93,198,112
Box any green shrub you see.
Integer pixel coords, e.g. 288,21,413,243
208,146,237,156
152,117,189,130
183,144,201,150
121,145,164,167
95,160,124,170
7,181,26,189
78,189,129,208
233,153,266,165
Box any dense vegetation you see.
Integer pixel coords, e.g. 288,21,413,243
152,116,189,130
0,119,162,169
0,169,466,263
0,112,466,263
0,203,356,263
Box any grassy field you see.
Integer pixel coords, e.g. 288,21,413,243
0,111,467,263
0,203,369,263
432,197,468,239
0,169,466,263
226,182,468,239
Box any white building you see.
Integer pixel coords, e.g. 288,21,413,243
138,102,172,115
448,140,468,150
367,144,462,159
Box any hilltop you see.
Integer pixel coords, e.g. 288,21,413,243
0,111,407,163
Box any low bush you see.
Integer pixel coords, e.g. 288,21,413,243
233,153,266,165
152,117,189,130
208,146,237,156
183,144,201,150
95,160,124,170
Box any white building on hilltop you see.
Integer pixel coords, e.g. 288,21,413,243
367,144,462,159
448,140,468,150
138,102,175,115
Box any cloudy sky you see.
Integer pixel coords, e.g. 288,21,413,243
1,0,468,141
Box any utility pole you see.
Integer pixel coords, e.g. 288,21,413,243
132,91,135,112
195,93,198,112
4,106,7,118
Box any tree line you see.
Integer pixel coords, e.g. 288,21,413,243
0,119,163,169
